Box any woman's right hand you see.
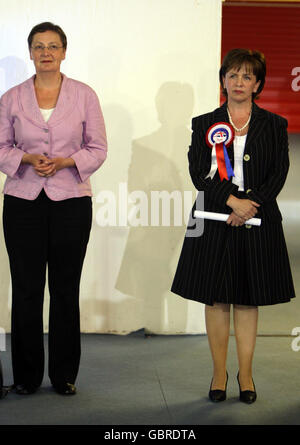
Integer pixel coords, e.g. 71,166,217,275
226,211,245,227
21,153,56,177
22,153,49,168
226,194,260,220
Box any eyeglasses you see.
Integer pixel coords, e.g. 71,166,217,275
31,44,64,53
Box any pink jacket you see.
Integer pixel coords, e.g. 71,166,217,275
0,73,107,200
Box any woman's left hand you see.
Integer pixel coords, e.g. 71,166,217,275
226,211,245,227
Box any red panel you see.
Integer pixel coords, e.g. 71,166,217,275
221,5,300,133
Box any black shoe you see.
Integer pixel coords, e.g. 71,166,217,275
237,372,257,404
209,371,228,402
0,387,8,399
15,384,38,395
53,382,77,395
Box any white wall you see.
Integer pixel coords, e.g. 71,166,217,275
0,0,222,334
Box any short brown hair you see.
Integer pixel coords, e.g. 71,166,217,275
28,22,67,49
219,49,266,100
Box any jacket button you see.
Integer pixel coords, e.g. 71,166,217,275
245,224,252,229
244,154,250,161
44,129,49,133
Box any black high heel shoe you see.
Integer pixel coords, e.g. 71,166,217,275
237,372,257,404
209,371,228,402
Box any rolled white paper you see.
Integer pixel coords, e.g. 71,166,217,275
194,210,261,226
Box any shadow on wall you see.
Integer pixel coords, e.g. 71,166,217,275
79,104,137,334
0,57,29,332
0,56,28,97
115,81,195,334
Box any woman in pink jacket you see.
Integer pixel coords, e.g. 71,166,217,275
0,22,107,395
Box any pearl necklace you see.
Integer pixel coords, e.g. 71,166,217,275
227,107,252,132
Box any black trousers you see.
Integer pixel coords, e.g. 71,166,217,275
3,190,92,388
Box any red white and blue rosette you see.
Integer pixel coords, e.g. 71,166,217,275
206,122,235,181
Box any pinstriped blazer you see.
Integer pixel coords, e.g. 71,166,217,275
171,101,295,305
188,101,289,222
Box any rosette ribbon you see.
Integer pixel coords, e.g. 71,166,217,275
206,122,235,181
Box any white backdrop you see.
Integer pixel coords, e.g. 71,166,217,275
0,0,222,334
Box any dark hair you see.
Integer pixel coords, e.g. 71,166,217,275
27,22,67,49
219,49,266,100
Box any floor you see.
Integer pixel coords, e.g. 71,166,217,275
0,331,299,426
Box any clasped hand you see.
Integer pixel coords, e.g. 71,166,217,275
34,156,63,177
22,154,72,177
226,195,260,227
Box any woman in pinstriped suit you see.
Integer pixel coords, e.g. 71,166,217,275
171,49,296,404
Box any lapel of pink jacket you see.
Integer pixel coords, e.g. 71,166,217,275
18,73,78,128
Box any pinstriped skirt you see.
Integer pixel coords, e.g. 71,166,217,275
171,217,296,306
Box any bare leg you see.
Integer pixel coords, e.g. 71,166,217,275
233,304,258,391
205,303,230,390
